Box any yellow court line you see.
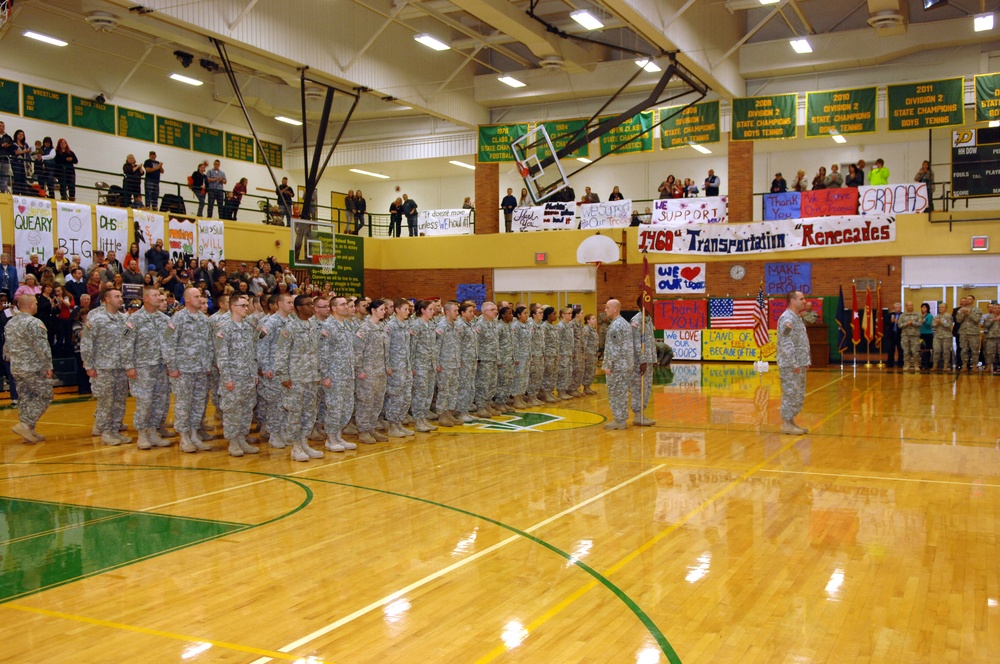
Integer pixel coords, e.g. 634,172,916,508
0,603,326,663
473,373,855,664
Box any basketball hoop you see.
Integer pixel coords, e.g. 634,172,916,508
312,253,335,276
0,0,12,29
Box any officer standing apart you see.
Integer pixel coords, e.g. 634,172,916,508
897,302,923,372
162,287,214,453
81,288,131,446
778,291,811,435
275,294,324,461
6,294,53,443
215,293,260,457
122,286,171,450
602,299,633,429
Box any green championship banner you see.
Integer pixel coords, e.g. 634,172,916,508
255,140,283,168
157,116,191,149
117,107,155,142
477,124,528,163
0,79,19,115
71,96,115,135
192,124,223,156
225,132,255,162
598,111,654,156
538,119,589,160
805,87,876,137
975,73,1000,123
659,101,720,149
731,94,797,141
23,86,68,125
888,78,964,131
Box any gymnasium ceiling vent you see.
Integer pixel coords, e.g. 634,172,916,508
867,0,907,36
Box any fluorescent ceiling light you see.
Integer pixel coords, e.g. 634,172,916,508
414,33,450,51
689,143,712,154
760,0,780,4
635,59,662,73
275,116,302,126
449,160,476,170
170,73,203,86
832,134,847,144
498,75,526,88
725,0,780,9
790,38,812,54
577,157,592,164
990,120,1000,128
570,10,604,31
23,31,68,47
974,13,994,32
350,168,390,179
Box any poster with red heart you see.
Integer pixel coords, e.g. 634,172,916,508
654,262,706,294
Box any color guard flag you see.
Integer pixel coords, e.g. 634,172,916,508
640,253,654,314
752,283,769,348
836,285,852,354
851,283,861,346
863,287,874,342
876,285,884,344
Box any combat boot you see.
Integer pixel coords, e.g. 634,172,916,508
583,387,597,395
91,424,101,436
489,404,505,416
458,412,475,423
437,411,455,427
12,423,37,444
258,422,271,440
414,419,433,433
426,410,439,421
602,420,627,430
421,418,438,431
387,422,407,438
300,439,324,459
268,433,287,449
344,421,359,435
189,430,212,451
358,430,377,445
148,428,171,447
308,424,326,441
372,429,389,442
633,414,656,427
325,435,346,452
376,417,389,431
228,440,244,457
335,430,357,450
290,440,310,462
179,432,197,453
157,423,176,438
136,428,152,450
238,438,259,454
544,392,558,403
475,407,492,418
512,395,527,409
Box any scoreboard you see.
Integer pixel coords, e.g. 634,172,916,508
952,128,1000,197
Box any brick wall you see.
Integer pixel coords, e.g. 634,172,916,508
367,267,493,301
728,141,754,223
475,162,499,235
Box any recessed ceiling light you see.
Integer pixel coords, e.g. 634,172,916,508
570,10,604,31
690,143,712,154
414,33,450,51
449,160,476,170
23,31,68,47
974,13,994,32
577,157,592,163
350,168,390,179
990,120,1000,128
170,73,203,86
760,0,780,4
635,59,661,73
832,134,847,144
498,76,526,88
790,38,812,54
275,116,302,126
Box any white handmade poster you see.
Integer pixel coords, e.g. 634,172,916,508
12,196,54,278
168,215,197,264
56,202,94,263
197,219,225,261
857,184,928,215
651,196,729,225
133,209,165,273
510,201,579,232
95,206,129,261
417,209,473,236
578,199,633,229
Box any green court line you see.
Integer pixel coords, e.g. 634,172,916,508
0,493,251,529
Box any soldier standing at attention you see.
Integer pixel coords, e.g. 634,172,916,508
81,288,131,446
931,302,954,371
354,299,390,444
956,296,983,373
207,295,231,427
275,294,323,461
982,303,1000,372
777,290,811,435
122,286,171,450
408,299,439,433
215,293,260,457
568,308,586,397
257,292,295,447
510,306,531,409
556,307,575,400
474,301,500,418
602,299,632,429
541,307,559,402
162,287,214,453
434,300,461,427
630,296,657,426
6,294,53,443
308,296,332,442
582,313,599,395
495,306,515,413
526,305,545,406
319,296,358,451
456,302,479,422
897,302,923,372
384,298,415,438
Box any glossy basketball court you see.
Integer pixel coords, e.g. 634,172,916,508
0,364,997,663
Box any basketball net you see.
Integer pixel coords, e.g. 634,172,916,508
319,255,335,276
0,0,11,29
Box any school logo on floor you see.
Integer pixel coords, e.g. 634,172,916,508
441,408,605,434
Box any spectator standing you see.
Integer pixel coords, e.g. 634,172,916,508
11,130,30,196
771,172,787,193
15,275,41,301
143,151,164,211
811,167,827,190
353,190,367,234
609,186,624,201
122,154,142,207
704,169,720,197
462,197,474,210
54,138,78,201
401,194,418,237
0,121,13,194
388,198,402,237
790,169,807,192
657,175,676,199
869,158,889,185
65,267,86,303
277,177,295,226
845,163,864,188
190,161,208,217
45,248,70,285
227,178,247,220
145,239,170,273
0,253,19,301
123,242,141,273
582,186,600,203
518,187,530,206
915,160,935,212
344,189,355,233
206,159,227,218
33,137,56,198
501,187,517,233
825,164,843,188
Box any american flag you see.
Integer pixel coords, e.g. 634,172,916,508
753,285,769,348
709,298,758,329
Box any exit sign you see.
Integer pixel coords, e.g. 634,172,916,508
534,252,547,264
971,236,989,251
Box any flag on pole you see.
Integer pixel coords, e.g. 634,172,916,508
863,287,874,342
752,283,769,348
640,253,654,314
875,285,884,345
836,285,852,355
851,283,861,346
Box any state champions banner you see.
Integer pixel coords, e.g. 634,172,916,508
638,214,895,255
651,196,728,225
418,209,473,236
578,199,632,229
511,201,578,232
12,196,53,276
197,219,225,261
96,206,129,259
56,202,94,261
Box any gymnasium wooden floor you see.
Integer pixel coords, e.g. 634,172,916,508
1,364,997,663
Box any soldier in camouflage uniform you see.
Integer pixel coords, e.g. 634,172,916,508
473,302,500,417
162,287,214,453
275,294,323,461
354,299,390,444
81,288,131,446
777,291,811,435
206,295,230,425
568,310,585,396
152,292,174,439
956,296,983,373
982,303,1000,372
526,306,545,406
630,298,657,426
541,307,559,402
384,299,415,438
409,299,439,432
122,286,171,450
434,301,461,427
602,299,633,429
5,294,53,443
931,302,954,371
319,296,358,451
308,296,332,442
582,313,598,394
214,293,260,457
456,302,479,421
556,307,575,399
897,302,923,372
495,306,515,412
257,293,295,447
510,306,531,409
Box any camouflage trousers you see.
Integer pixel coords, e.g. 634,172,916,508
355,372,387,431
129,364,166,430
932,335,953,368
569,353,585,392
153,368,170,427
475,360,498,409
960,334,982,369
92,368,128,433
169,372,208,434
323,372,355,431
557,355,572,392
283,380,319,441
528,356,543,396
410,368,436,419
384,367,413,423
606,368,630,423
779,367,807,422
630,366,654,415
13,371,52,428
496,362,514,405
901,334,921,368
194,369,210,425
210,366,221,414
255,376,268,423
261,375,287,436
457,361,476,412
435,366,459,412
985,338,1000,368
513,360,529,397
221,378,256,441
582,355,597,387
542,355,558,395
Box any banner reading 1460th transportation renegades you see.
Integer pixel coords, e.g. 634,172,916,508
12,196,54,277
638,214,895,255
